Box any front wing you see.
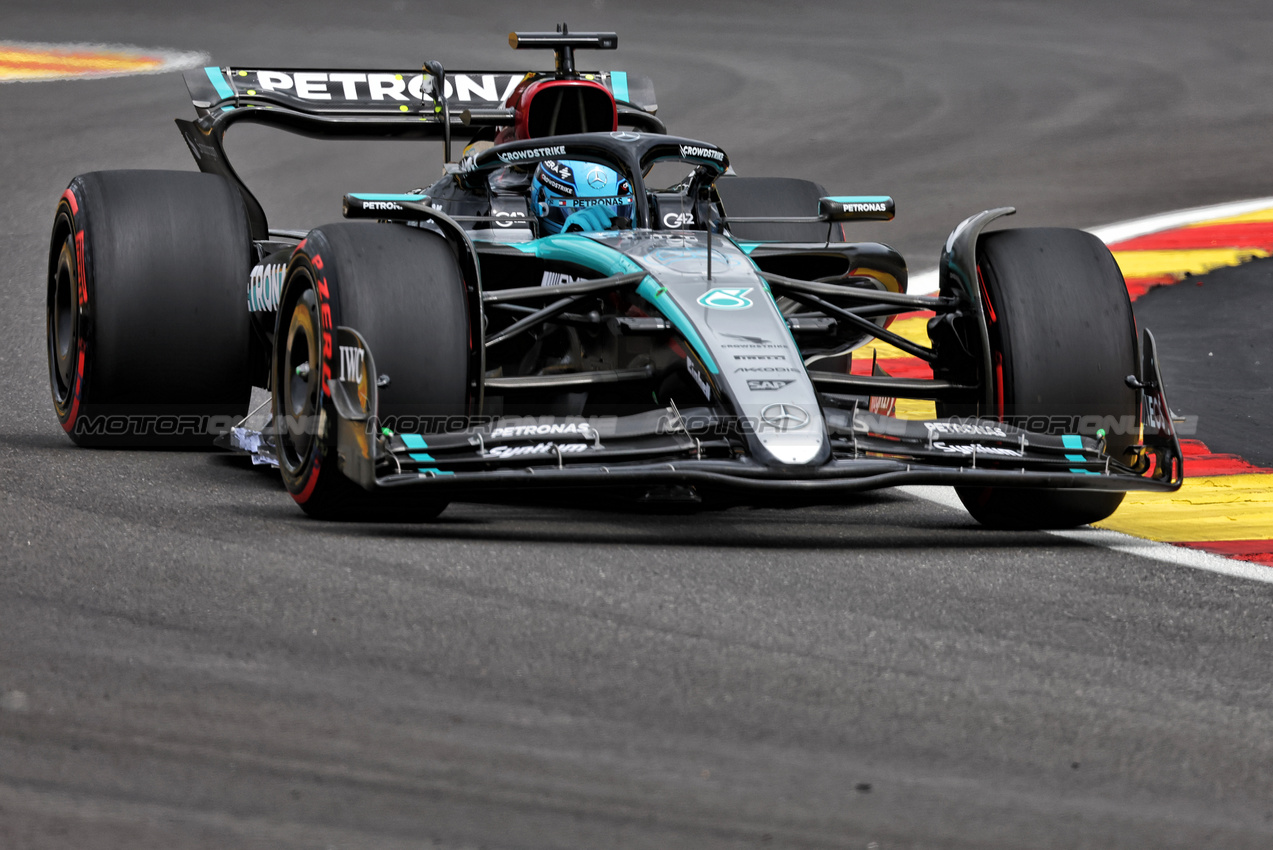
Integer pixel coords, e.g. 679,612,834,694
310,326,1183,502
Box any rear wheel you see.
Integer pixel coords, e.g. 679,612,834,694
47,170,252,447
942,227,1138,529
273,222,470,521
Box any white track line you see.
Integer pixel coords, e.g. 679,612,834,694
1086,196,1273,244
900,199,1273,582
908,268,939,296
899,485,1273,584
906,195,1273,297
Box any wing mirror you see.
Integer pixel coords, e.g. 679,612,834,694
819,196,895,222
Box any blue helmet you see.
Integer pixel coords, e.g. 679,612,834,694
530,159,633,234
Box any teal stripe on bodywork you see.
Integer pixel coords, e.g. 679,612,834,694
419,468,455,476
510,235,719,373
401,434,429,450
634,278,718,374
514,233,644,275
350,193,428,202
1061,435,1098,473
204,66,234,100
610,71,629,102
409,452,436,463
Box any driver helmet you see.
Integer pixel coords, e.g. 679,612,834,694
530,159,633,234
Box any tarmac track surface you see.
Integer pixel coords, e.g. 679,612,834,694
2,2,1273,848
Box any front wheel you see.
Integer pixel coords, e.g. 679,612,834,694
273,222,471,521
940,227,1139,529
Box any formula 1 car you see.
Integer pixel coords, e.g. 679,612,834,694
46,26,1183,528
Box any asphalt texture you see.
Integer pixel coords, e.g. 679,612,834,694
3,2,1273,848
1133,257,1273,468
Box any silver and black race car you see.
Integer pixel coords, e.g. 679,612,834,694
46,26,1182,527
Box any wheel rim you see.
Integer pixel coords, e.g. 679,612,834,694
278,287,321,473
48,235,78,408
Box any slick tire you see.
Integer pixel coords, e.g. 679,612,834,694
273,222,469,521
942,227,1139,529
48,170,253,447
714,176,843,243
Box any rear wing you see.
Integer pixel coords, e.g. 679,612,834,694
185,66,657,118
178,65,660,240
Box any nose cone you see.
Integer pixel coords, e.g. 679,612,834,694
591,230,832,468
764,438,824,465
742,401,827,466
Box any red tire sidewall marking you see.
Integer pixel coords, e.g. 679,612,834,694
976,265,1005,419
311,251,334,399
287,246,336,505
57,187,88,433
293,455,322,504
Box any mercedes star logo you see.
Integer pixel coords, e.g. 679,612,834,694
760,403,810,431
610,131,641,142
586,166,609,189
